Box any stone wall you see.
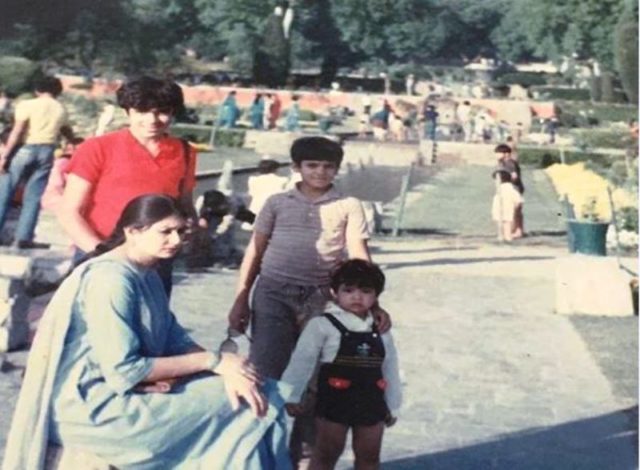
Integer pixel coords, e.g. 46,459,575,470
0,254,32,352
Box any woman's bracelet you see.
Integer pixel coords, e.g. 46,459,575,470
204,351,222,372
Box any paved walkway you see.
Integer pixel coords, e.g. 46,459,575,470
0,162,637,469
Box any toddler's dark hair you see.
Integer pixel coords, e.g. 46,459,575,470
330,259,385,296
494,143,512,154
290,136,343,166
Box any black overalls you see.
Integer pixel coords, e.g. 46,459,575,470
315,313,388,426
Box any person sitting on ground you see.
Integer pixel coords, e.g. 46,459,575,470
494,143,524,237
0,76,74,249
282,259,402,470
194,189,255,269
491,170,523,242
3,194,292,470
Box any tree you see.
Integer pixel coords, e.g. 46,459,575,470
493,0,626,67
254,8,290,87
293,0,347,86
614,0,638,103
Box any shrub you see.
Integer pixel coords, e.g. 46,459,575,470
614,3,639,103
298,109,317,121
531,86,590,101
214,129,246,147
518,147,623,169
557,101,638,125
494,72,549,87
0,56,43,96
590,76,602,102
601,72,615,103
171,125,211,143
619,206,639,232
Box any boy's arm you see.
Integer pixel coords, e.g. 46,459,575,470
58,174,103,252
0,119,26,171
227,231,269,332
346,237,371,262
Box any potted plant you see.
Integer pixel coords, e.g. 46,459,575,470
567,197,610,256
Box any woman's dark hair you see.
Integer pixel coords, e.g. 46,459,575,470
81,194,186,263
257,158,280,174
35,76,63,97
330,259,385,296
290,136,343,166
116,76,185,115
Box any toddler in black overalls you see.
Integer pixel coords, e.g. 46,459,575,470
315,313,388,426
281,260,402,469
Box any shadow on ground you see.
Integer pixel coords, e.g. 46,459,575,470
383,255,555,270
384,408,638,470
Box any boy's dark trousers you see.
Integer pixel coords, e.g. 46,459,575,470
249,275,330,466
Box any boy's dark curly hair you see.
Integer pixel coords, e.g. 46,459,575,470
116,76,184,115
330,259,385,296
35,76,63,97
290,136,343,166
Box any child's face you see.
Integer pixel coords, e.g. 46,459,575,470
334,284,378,316
294,160,338,191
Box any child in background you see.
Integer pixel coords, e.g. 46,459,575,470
41,137,84,212
282,259,401,470
194,189,255,269
242,157,287,230
492,170,523,242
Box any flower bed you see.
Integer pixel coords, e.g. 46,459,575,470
545,163,638,248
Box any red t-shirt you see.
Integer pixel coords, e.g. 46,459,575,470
66,128,197,239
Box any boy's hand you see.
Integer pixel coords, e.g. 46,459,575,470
372,304,392,333
228,295,251,333
384,413,397,427
285,403,304,417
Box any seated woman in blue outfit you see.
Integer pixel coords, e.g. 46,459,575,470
3,194,291,470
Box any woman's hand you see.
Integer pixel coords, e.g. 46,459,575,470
215,353,266,417
372,304,392,333
134,378,178,394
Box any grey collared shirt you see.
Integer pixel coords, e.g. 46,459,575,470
254,186,369,285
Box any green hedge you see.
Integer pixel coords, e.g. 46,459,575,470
170,125,211,143
531,86,591,101
0,56,43,96
518,147,623,169
570,129,633,150
556,101,638,126
494,72,550,87
213,129,246,147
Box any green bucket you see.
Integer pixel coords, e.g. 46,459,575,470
567,220,609,256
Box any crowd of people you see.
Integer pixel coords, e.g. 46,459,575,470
2,77,401,470
217,90,303,132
